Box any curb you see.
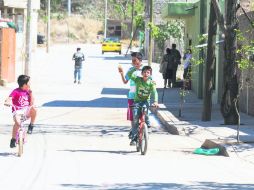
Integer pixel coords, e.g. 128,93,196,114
154,104,231,157
153,104,186,135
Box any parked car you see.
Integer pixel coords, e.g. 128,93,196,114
101,37,121,55
37,34,45,44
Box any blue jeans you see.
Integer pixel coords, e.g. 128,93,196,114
74,68,82,81
131,101,150,140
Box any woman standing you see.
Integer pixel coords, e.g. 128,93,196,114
160,48,174,88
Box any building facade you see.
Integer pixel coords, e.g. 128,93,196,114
0,0,40,78
162,0,254,116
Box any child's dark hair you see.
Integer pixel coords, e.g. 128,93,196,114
131,52,143,61
142,66,152,74
17,75,30,87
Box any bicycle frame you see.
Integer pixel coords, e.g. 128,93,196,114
11,105,28,157
132,105,149,155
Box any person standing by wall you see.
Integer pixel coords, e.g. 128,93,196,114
72,47,85,84
171,44,182,87
183,49,192,80
183,49,192,89
160,48,174,88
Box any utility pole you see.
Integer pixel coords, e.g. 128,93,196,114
47,0,50,53
25,0,32,75
68,0,71,16
104,0,108,39
130,0,135,49
148,0,153,66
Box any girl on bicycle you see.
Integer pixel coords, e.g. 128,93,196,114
4,75,37,148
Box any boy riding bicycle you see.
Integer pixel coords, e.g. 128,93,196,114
4,75,37,148
127,66,159,145
118,52,143,137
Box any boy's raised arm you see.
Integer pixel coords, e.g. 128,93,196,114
118,66,128,84
126,67,137,81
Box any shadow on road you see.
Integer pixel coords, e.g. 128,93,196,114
59,182,254,190
59,149,136,155
0,152,16,157
42,97,127,108
101,88,128,95
88,55,131,61
36,124,130,137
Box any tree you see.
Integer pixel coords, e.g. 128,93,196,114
108,0,144,20
148,21,183,58
202,1,217,121
211,0,240,124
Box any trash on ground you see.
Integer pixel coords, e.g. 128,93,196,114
193,147,220,155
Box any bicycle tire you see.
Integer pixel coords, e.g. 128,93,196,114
140,123,148,155
18,130,23,157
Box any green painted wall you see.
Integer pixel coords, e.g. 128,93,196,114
163,0,226,103
184,1,203,98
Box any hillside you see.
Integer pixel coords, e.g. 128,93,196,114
38,16,103,43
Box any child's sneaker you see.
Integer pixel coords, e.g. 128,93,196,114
130,139,136,146
27,124,34,134
10,138,16,148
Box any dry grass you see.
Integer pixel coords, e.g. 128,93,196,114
38,16,103,44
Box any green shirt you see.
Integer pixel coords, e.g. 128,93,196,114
127,68,158,103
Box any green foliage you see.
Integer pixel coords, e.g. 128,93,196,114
235,29,254,69
147,21,183,51
109,0,144,20
68,32,78,40
189,34,208,67
134,15,145,30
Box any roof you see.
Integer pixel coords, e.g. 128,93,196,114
0,0,40,9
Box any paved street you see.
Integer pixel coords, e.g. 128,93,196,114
0,44,254,190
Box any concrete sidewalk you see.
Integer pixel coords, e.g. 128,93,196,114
154,86,254,161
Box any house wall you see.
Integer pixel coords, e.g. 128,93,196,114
238,11,254,116
185,1,203,97
0,0,40,78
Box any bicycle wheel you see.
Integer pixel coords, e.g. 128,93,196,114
140,123,148,155
18,129,23,157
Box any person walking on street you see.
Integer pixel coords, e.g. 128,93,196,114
160,48,174,88
171,44,181,87
72,47,85,84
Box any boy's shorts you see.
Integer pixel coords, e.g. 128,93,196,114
127,99,134,121
12,106,31,121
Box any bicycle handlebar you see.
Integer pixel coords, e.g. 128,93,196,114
4,103,30,112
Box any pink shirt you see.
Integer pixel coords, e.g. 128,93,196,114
10,88,31,112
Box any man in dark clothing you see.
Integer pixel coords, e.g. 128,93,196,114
171,44,181,87
72,47,85,84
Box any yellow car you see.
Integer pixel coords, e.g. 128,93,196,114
102,37,121,55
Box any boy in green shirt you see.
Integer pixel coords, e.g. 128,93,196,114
127,66,159,145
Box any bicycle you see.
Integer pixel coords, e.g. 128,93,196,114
130,105,155,155
5,104,28,157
